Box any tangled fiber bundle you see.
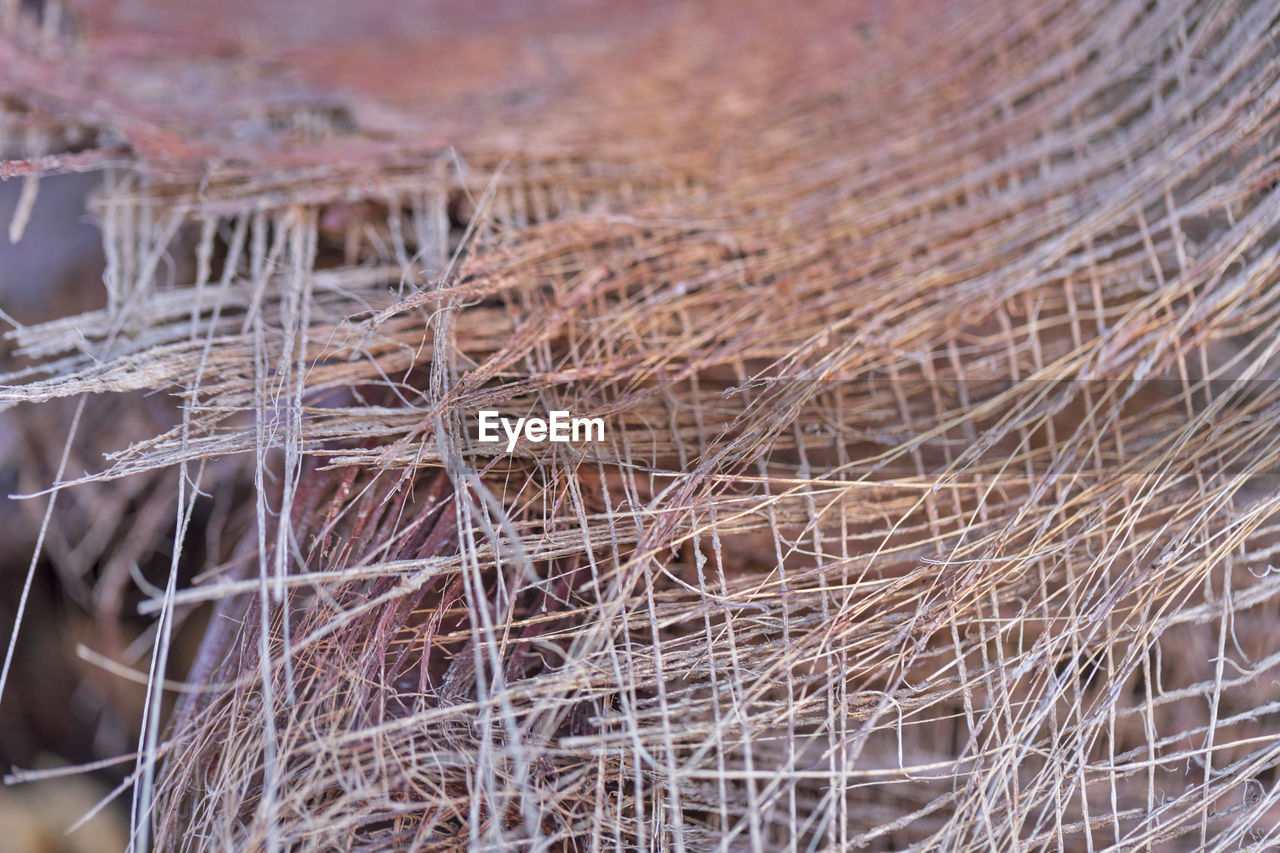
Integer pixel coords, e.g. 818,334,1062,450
4,0,1280,849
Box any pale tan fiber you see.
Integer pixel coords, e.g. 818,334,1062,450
3,0,1280,849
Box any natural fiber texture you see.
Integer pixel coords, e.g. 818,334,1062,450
4,0,1280,849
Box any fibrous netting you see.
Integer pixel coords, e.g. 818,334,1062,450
3,0,1280,849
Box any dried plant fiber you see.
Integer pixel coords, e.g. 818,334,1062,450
4,0,1280,850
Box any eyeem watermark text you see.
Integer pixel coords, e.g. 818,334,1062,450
477,411,605,452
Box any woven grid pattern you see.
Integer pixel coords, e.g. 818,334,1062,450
4,0,1280,849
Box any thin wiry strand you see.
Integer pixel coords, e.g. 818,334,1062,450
4,0,1280,850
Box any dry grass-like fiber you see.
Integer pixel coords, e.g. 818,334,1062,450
4,0,1280,849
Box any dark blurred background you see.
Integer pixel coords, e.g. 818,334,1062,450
0,168,133,850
